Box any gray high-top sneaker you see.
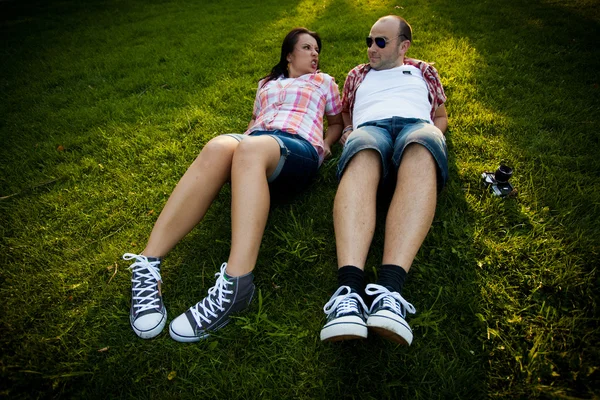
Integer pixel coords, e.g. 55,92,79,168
123,253,167,339
169,263,255,342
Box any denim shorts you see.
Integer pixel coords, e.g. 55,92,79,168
225,130,319,195
337,117,449,189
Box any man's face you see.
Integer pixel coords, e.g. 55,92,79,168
367,19,405,70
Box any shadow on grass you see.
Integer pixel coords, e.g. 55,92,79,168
0,0,305,398
422,0,600,397
2,0,599,398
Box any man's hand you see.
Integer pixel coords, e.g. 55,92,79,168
339,128,353,146
339,113,353,146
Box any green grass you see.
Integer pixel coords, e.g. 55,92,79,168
1,0,599,398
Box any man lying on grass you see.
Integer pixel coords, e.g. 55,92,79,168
320,15,448,346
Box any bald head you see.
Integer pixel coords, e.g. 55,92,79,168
376,15,412,43
367,15,412,70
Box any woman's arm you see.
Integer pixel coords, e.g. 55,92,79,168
247,119,256,131
323,113,344,159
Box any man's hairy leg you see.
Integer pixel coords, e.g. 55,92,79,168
382,143,437,272
334,150,382,270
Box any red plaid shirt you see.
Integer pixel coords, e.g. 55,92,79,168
342,58,446,123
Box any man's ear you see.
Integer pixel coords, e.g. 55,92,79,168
402,40,411,53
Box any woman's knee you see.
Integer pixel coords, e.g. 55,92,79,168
232,136,280,169
195,136,239,165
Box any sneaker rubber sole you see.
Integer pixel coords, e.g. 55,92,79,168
168,324,209,342
320,315,368,342
367,310,413,345
169,315,230,342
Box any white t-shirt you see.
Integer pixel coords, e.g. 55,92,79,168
352,65,432,128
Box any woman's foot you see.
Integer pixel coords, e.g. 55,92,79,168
123,253,167,339
169,263,255,342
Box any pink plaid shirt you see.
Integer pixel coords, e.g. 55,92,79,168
245,72,342,164
342,58,446,123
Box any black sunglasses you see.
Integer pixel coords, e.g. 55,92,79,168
366,34,407,49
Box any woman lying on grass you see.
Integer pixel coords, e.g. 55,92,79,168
123,27,343,342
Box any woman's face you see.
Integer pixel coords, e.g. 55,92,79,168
286,33,319,78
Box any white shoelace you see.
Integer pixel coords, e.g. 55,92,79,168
365,284,416,318
123,253,162,313
323,285,368,317
190,263,234,326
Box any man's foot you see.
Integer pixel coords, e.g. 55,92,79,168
365,283,416,345
169,263,254,342
123,253,167,339
320,286,368,341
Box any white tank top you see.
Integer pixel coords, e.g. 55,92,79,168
353,65,432,128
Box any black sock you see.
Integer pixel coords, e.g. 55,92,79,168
376,264,407,293
337,265,365,297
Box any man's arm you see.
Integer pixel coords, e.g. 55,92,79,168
433,104,448,134
342,111,352,128
338,66,364,146
323,113,344,159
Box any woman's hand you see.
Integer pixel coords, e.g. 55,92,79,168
323,142,333,159
323,113,343,159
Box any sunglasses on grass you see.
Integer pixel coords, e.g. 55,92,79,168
366,34,408,49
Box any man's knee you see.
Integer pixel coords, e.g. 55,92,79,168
395,144,439,193
348,148,380,167
339,149,383,188
338,126,392,182
402,142,435,163
396,144,437,180
343,149,382,177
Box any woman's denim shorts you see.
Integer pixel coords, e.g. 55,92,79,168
225,130,319,195
337,117,449,190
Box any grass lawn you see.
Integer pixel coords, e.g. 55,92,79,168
1,0,599,398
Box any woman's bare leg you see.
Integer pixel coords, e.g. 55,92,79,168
226,136,281,276
142,136,240,257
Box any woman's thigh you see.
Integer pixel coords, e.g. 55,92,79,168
249,130,320,196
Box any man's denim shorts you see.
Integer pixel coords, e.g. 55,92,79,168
337,117,449,189
225,130,319,195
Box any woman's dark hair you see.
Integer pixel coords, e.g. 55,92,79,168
261,28,321,86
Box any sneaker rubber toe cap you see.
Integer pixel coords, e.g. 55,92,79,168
132,311,167,339
169,313,207,343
